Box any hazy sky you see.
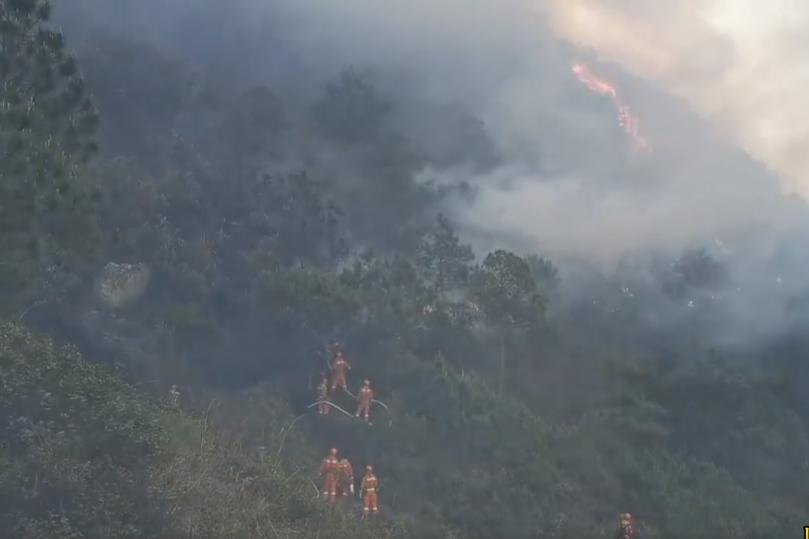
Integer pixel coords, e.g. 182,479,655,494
542,0,809,199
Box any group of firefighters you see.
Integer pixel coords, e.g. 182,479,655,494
319,447,379,516
313,345,638,534
316,348,375,424
316,345,380,517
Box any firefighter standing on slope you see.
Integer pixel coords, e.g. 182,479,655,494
356,379,374,424
338,457,354,499
320,448,341,503
316,373,330,415
168,384,180,409
615,513,636,539
360,465,379,516
330,350,351,392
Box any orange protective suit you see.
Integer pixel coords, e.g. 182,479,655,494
331,352,350,392
317,376,330,415
356,380,374,423
338,458,354,498
320,449,340,502
615,513,636,539
361,466,379,515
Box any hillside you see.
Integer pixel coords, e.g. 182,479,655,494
1,1,807,537
0,322,431,538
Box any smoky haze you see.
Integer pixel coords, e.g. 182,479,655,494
542,0,809,199
56,0,809,347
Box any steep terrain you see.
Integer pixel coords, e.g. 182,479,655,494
1,1,808,537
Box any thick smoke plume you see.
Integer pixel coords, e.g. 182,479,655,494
542,0,809,199
57,0,809,346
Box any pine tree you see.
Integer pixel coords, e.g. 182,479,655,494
0,0,99,314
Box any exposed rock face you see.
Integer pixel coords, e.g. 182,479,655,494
95,262,151,309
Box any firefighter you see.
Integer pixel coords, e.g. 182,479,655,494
330,350,351,392
168,384,180,409
615,513,636,539
360,465,379,516
320,448,340,502
356,379,374,424
317,373,330,415
338,457,354,499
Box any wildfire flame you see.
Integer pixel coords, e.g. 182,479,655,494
572,62,650,151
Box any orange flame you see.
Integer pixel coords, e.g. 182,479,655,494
572,62,650,151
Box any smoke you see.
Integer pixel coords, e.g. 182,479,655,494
56,0,809,345
541,0,809,199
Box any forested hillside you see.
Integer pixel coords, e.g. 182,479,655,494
1,1,808,537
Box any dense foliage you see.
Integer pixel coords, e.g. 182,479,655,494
0,2,806,537
0,0,99,316
0,322,165,537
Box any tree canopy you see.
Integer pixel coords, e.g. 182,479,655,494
0,5,805,538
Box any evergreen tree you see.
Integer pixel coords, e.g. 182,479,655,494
0,0,99,315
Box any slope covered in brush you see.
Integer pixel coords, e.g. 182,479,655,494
1,1,808,537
